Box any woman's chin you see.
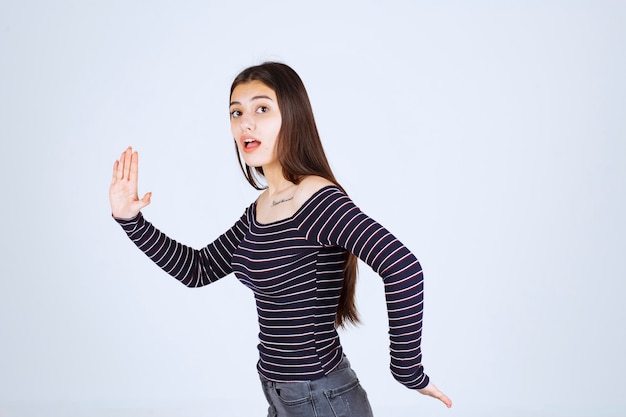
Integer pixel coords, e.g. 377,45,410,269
243,157,279,170
243,160,264,168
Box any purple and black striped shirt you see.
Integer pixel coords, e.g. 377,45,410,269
116,185,429,389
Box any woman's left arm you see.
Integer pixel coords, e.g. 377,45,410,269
306,187,451,407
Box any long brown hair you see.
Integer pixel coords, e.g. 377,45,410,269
230,62,359,327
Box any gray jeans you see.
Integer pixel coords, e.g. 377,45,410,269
259,356,374,417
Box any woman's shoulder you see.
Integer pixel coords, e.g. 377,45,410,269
293,176,337,206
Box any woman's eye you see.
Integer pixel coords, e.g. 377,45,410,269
256,106,269,114
230,110,242,118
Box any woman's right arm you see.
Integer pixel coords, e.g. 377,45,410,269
110,147,248,287
114,212,248,287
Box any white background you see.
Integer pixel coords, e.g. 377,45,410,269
1,1,625,416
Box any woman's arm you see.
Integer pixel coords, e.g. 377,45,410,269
115,211,247,287
305,187,451,407
110,147,249,287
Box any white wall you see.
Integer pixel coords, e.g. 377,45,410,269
1,1,624,416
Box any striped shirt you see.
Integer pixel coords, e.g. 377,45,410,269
116,185,430,389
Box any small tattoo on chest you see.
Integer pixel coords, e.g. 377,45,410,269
271,196,294,207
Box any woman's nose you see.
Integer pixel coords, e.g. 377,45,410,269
239,115,254,131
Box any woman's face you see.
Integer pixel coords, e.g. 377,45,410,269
230,80,282,169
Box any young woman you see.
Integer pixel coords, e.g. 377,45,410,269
110,62,452,416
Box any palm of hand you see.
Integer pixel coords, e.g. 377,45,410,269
109,147,151,219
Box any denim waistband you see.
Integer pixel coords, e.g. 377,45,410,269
259,354,351,385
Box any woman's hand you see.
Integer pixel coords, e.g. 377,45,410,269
109,147,152,219
418,381,453,408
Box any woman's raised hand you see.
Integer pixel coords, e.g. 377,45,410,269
109,147,152,219
418,381,453,408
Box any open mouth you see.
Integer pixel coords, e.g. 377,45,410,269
243,138,261,150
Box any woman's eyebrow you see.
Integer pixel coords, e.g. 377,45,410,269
229,95,274,107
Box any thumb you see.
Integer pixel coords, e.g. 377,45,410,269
141,192,152,206
125,192,152,218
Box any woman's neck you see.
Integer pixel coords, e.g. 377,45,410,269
262,163,296,197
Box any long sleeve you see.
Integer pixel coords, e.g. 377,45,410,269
115,210,249,287
303,187,430,389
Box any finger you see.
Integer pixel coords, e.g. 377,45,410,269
122,147,133,181
111,160,119,183
430,386,452,408
438,392,452,408
116,149,126,180
129,150,139,182
419,383,452,408
117,147,130,180
141,192,152,206
130,192,151,214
